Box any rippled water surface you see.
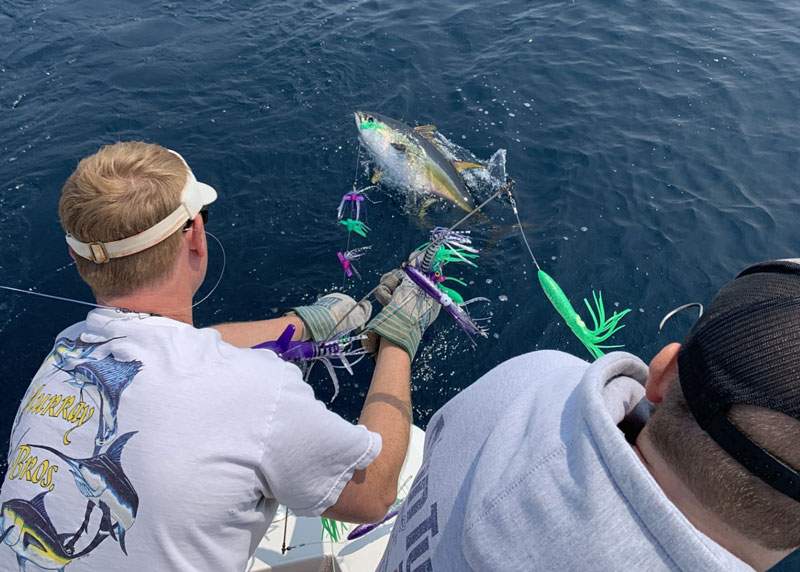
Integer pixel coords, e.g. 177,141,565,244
1,0,799,480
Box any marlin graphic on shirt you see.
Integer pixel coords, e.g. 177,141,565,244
60,355,142,446
31,336,119,382
50,336,123,367
0,491,107,571
28,432,139,555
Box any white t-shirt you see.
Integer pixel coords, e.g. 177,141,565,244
379,350,751,572
0,308,380,572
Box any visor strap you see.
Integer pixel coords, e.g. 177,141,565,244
66,203,192,263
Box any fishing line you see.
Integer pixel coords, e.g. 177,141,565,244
505,189,540,270
0,231,226,316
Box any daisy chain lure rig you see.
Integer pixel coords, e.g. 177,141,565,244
336,144,378,281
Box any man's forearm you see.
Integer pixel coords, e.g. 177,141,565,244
211,315,305,348
323,339,412,523
355,340,413,510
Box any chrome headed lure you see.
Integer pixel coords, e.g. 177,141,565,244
404,227,490,345
252,324,367,401
337,245,372,279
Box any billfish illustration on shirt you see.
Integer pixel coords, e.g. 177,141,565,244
28,432,139,555
60,355,142,446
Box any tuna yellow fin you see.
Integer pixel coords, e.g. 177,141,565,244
371,169,382,184
418,198,438,220
452,161,485,171
414,125,437,142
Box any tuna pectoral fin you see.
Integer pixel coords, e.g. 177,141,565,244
414,124,437,141
452,161,485,171
418,198,438,220
371,169,382,184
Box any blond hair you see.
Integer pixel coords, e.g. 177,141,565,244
59,141,188,299
647,379,800,550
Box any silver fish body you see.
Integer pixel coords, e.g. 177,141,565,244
354,111,477,212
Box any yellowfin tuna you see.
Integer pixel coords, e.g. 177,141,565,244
354,111,485,212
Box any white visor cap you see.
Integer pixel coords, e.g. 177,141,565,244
65,149,217,264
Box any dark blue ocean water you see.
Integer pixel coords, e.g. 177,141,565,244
1,0,799,482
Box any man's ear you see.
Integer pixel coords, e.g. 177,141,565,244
68,246,77,261
646,343,681,403
186,214,206,257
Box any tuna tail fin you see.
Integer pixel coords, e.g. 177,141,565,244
452,161,485,172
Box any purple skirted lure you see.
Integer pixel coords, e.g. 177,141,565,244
404,227,490,345
337,190,366,221
253,324,367,401
404,264,489,344
337,246,372,278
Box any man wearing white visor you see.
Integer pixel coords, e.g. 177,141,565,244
0,141,438,572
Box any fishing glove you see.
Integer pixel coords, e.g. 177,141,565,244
286,293,372,342
374,269,406,307
364,257,441,360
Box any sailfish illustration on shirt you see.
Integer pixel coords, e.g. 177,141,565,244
29,432,139,555
60,355,142,446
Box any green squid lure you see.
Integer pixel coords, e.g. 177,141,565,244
537,269,631,359
339,218,370,237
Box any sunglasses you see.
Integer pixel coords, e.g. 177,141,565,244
183,207,209,232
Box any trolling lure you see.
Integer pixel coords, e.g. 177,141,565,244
502,187,631,359
320,517,349,543
337,189,366,221
252,324,367,401
336,185,376,279
537,270,630,359
339,218,370,237
404,226,490,345
346,498,402,540
337,246,372,279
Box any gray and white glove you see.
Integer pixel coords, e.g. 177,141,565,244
374,268,405,307
286,293,372,342
364,258,441,360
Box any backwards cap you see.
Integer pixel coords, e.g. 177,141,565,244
678,259,800,501
65,149,217,264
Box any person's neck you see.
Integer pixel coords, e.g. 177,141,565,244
633,432,792,571
98,275,195,326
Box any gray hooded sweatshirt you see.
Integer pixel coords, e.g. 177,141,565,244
379,350,752,572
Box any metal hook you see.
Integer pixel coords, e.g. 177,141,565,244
658,302,704,332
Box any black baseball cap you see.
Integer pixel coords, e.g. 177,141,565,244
677,259,800,502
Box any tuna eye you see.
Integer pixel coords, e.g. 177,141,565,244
367,116,374,122
391,142,407,152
